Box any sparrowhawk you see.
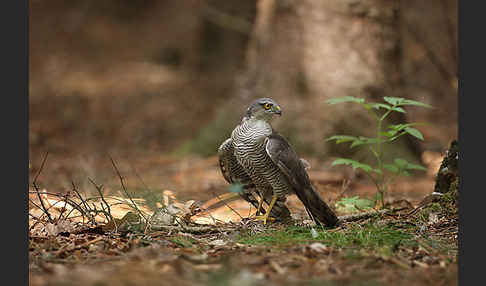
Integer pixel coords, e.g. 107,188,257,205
218,98,339,227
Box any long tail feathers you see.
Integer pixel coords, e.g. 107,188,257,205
295,186,339,227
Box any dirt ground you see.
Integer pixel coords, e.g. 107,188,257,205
28,149,457,286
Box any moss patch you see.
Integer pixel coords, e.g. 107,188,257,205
238,223,416,251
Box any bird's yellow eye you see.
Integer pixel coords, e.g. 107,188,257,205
263,103,272,110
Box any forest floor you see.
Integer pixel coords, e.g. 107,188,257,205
28,152,457,286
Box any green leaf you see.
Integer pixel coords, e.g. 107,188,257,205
326,135,359,144
405,163,428,171
335,196,374,213
400,99,433,108
326,96,365,105
380,130,398,138
373,168,383,175
349,139,365,148
331,158,373,174
387,132,407,142
366,103,406,114
394,158,408,168
404,127,424,140
350,137,379,148
392,158,427,173
387,124,404,131
365,103,392,110
387,123,415,131
360,136,380,143
386,124,425,141
391,107,406,113
383,97,433,108
383,97,405,106
383,164,399,174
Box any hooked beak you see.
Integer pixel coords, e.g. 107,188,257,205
273,105,282,116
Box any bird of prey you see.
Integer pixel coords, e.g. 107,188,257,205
218,98,339,227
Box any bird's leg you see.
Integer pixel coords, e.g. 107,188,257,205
255,194,278,225
255,195,264,216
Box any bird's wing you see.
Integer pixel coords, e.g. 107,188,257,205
218,138,257,188
218,138,236,184
217,138,264,211
265,133,339,227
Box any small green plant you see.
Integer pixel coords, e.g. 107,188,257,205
335,196,375,213
326,96,432,208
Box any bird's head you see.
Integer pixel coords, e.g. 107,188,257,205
244,98,282,121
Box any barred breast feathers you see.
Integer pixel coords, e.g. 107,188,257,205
231,118,291,199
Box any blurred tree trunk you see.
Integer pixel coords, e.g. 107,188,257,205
234,0,277,100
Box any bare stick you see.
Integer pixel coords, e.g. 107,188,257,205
72,182,92,213
337,209,390,224
109,155,147,222
70,181,94,224
32,152,53,223
88,179,112,217
29,191,88,223
149,224,236,234
129,163,152,194
57,192,71,221
29,198,43,213
329,179,352,206
129,163,160,212
212,191,244,220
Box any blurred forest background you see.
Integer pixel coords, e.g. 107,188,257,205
29,0,457,200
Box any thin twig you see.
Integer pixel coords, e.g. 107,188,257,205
29,192,87,224
29,198,43,213
29,213,44,231
109,155,147,222
71,181,95,224
57,192,71,221
61,200,90,224
28,213,40,221
88,178,114,225
212,191,244,220
129,163,161,214
129,163,152,194
32,152,53,223
332,179,352,205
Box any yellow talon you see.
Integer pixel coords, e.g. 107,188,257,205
254,194,278,225
254,214,275,225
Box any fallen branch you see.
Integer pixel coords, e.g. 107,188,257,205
404,192,444,218
148,224,237,234
337,209,390,224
